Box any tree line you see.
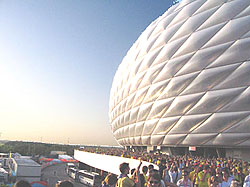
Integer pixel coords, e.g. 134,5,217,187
0,141,79,157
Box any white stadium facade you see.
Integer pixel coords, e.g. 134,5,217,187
109,0,250,159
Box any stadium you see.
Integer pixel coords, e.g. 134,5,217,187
109,0,250,160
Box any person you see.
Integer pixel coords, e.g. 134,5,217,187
147,173,161,187
148,165,154,176
130,168,137,179
244,169,250,183
169,166,181,184
177,170,193,187
244,180,250,187
159,159,166,180
14,180,31,187
163,163,171,184
102,173,118,187
244,168,250,187
197,165,210,187
232,168,242,185
237,167,245,186
56,180,74,187
208,176,219,187
221,169,234,187
142,166,148,186
230,179,240,187
243,163,249,177
139,174,146,187
117,161,142,187
189,164,200,186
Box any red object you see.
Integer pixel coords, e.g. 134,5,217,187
31,181,48,187
189,146,196,151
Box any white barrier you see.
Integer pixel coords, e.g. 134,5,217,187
74,150,158,175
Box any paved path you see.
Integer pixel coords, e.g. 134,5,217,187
42,163,87,187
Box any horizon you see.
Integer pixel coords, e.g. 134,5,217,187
0,139,123,148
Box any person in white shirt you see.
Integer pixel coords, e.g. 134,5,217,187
169,166,181,184
177,170,193,187
230,179,241,187
244,168,250,187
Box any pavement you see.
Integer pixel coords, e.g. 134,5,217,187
42,163,87,187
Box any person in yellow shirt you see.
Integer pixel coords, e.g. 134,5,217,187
197,165,210,187
189,164,200,185
142,166,148,187
117,161,142,187
156,160,161,166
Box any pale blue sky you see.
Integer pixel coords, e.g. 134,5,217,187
0,0,179,145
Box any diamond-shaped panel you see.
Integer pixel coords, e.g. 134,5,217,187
109,0,250,147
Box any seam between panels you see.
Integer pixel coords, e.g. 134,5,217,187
172,1,250,75
134,1,209,94
214,132,250,146
204,34,250,68
167,0,208,43
219,113,250,133
176,135,188,146
170,59,249,86
110,46,165,114
177,120,214,146
112,84,248,136
139,121,146,145
217,86,249,112
170,11,227,63
161,117,183,144
111,6,224,114
112,104,151,134
174,0,204,15
179,113,215,145
235,135,250,146
111,58,248,122
138,62,202,124
181,111,250,146
145,91,206,141
152,68,197,103
154,35,247,83
165,91,206,119
176,53,241,98
110,0,250,113
198,133,220,146
172,62,249,99
184,85,246,116
172,26,230,89
142,105,177,140
134,38,190,105
183,113,213,134
184,111,249,137
110,2,250,145
218,113,250,134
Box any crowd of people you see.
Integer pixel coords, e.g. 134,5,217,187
102,157,250,187
79,147,250,187
12,147,250,187
11,180,74,187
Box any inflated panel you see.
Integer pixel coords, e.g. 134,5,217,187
109,0,250,147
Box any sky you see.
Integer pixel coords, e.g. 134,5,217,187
0,0,180,146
